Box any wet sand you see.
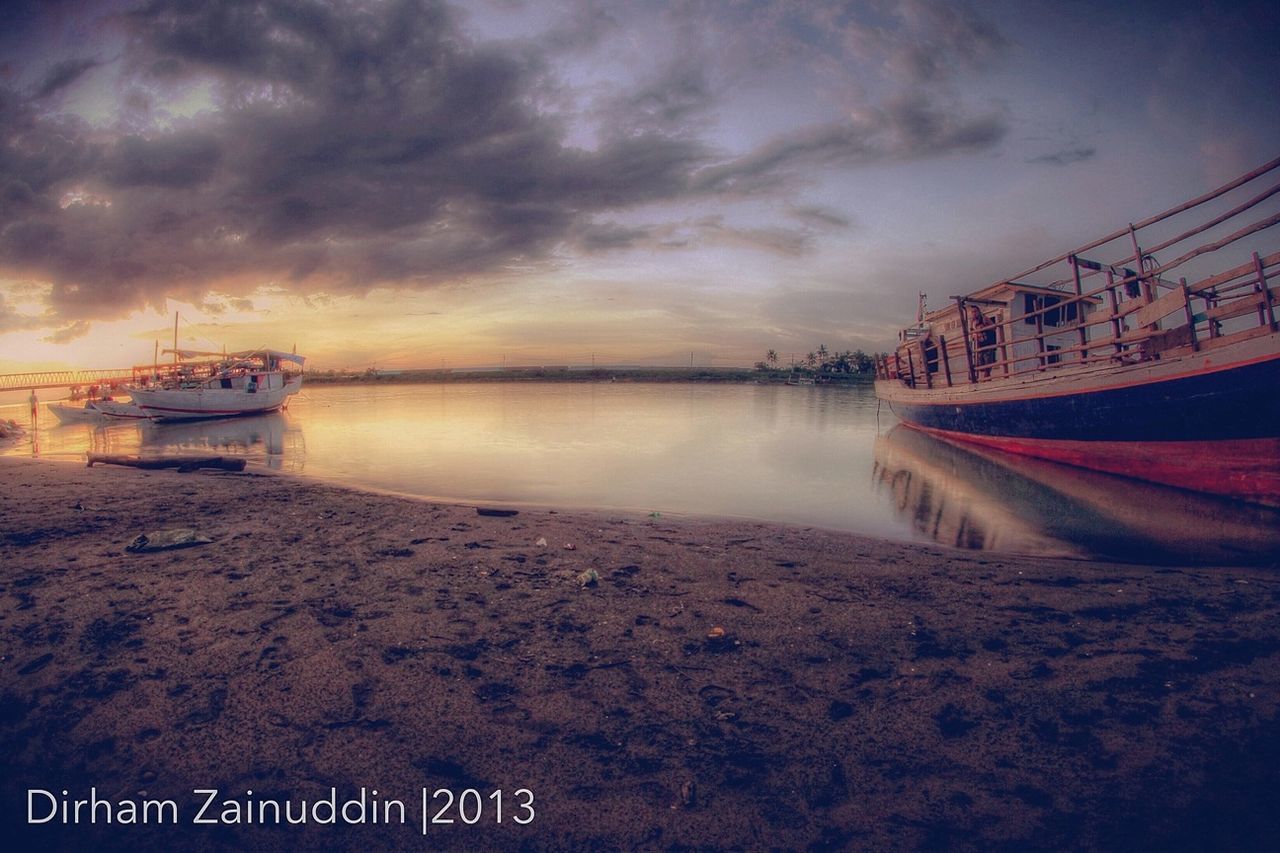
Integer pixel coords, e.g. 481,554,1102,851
2,456,1279,851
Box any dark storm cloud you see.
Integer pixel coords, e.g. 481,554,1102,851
104,131,222,187
2,0,715,320
1,0,1011,328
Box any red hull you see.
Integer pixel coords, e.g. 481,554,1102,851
909,425,1280,508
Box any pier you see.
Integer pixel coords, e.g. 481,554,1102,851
0,368,136,394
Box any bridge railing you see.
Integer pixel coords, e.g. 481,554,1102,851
0,368,139,393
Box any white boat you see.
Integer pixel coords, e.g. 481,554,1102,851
49,400,106,423
128,349,305,421
92,397,148,419
50,395,149,422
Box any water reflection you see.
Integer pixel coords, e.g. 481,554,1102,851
142,411,302,467
22,409,303,469
874,425,1280,565
6,386,1277,565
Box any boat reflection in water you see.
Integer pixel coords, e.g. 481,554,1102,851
873,425,1280,566
138,411,302,469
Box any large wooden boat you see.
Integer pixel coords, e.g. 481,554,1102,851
127,349,305,421
874,158,1280,507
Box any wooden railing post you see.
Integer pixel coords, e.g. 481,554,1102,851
1180,277,1199,351
995,322,1010,377
938,336,953,387
955,297,976,383
1069,255,1090,362
1253,251,1277,330
1033,296,1047,369
1105,269,1123,354
1129,225,1156,312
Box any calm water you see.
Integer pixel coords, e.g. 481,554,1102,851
6,382,1279,566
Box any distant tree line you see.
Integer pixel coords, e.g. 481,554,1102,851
754,346,879,375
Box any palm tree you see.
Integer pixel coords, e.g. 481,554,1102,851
805,351,817,368
766,349,779,368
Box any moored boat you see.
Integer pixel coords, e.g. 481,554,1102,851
49,400,106,424
90,397,148,419
127,349,305,421
874,157,1280,506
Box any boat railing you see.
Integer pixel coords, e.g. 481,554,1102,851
878,158,1280,389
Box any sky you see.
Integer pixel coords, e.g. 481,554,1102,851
1,0,1278,373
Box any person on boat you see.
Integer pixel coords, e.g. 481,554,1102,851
968,306,996,379
920,327,940,378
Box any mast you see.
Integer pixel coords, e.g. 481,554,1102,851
173,311,179,366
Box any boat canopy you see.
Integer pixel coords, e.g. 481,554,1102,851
162,348,306,366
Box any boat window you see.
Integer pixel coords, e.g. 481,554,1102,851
1024,294,1077,327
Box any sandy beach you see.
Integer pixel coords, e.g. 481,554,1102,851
2,455,1279,851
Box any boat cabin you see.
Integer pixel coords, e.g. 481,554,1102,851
891,282,1107,388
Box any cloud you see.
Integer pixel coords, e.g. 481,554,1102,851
594,55,718,134
693,93,1006,194
1028,146,1097,166
104,131,222,187
34,57,101,99
0,292,45,334
789,205,852,230
0,0,1013,335
43,318,90,343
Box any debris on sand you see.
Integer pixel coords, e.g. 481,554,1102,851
125,529,214,553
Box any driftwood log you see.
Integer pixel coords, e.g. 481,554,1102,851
86,453,246,473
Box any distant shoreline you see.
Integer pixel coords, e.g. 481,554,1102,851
303,367,876,385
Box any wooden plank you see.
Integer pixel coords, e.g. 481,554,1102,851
1187,250,1280,294
1194,322,1280,353
1133,285,1188,328
1102,300,1148,322
1204,293,1270,322
1116,327,1163,344
1148,325,1194,353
